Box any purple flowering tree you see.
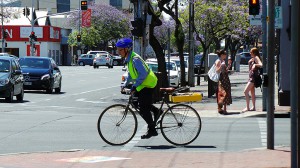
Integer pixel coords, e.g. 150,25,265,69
180,0,262,71
153,18,175,54
66,4,131,50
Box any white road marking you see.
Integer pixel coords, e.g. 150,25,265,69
120,125,148,151
257,118,267,147
57,155,131,163
72,85,119,96
75,98,107,104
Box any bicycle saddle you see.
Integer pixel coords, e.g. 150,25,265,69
160,87,175,93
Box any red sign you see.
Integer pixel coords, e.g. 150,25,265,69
82,9,91,27
26,44,40,56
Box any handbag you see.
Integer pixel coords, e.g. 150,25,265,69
208,64,220,82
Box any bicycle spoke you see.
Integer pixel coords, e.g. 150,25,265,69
160,104,202,146
97,104,137,145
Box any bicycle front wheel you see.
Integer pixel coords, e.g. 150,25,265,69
97,104,137,145
160,104,202,146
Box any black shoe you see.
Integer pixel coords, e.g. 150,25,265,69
141,130,158,139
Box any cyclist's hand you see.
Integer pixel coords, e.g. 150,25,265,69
130,86,136,95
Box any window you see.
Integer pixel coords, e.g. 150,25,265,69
57,0,70,13
110,0,122,8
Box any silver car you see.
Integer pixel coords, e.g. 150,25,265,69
93,53,114,68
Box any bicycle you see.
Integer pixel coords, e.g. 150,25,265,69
97,87,202,146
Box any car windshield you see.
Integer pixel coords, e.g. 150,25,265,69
19,58,50,69
166,62,176,71
147,63,158,72
0,60,10,72
195,55,202,64
172,60,187,68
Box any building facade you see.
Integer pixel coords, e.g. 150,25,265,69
18,0,129,13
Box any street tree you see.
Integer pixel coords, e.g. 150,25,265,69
157,0,187,86
66,4,131,50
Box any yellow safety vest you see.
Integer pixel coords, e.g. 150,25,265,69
127,52,157,92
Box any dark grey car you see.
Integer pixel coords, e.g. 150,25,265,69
0,56,24,102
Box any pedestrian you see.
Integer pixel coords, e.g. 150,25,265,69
242,47,263,112
215,50,232,115
116,37,161,139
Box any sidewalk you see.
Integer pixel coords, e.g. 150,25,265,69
0,65,291,168
190,65,290,118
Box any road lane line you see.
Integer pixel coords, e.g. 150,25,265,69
72,85,119,96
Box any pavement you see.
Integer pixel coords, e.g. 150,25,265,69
0,65,291,168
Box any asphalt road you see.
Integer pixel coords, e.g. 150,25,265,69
0,66,290,155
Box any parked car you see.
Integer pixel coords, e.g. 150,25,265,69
165,61,180,87
170,57,188,82
112,55,123,66
87,50,109,55
0,56,24,102
78,54,95,66
194,54,205,74
93,53,114,68
18,57,62,94
238,52,251,65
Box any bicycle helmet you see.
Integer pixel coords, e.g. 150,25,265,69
116,38,133,48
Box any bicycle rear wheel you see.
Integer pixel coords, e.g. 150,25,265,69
97,104,137,145
160,104,202,146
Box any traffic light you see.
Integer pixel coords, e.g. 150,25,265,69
22,7,30,16
81,1,88,10
29,31,37,41
131,18,144,37
77,34,81,42
3,31,8,39
249,0,260,15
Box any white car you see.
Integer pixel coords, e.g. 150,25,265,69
93,53,114,68
165,61,180,87
169,57,188,82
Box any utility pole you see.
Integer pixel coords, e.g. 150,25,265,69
188,0,195,87
267,0,275,150
30,0,34,56
290,0,299,167
1,0,4,53
262,0,267,111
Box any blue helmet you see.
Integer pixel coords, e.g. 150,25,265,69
116,38,133,48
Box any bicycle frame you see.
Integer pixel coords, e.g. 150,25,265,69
123,91,182,125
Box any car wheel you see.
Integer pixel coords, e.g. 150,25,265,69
46,87,53,94
5,88,14,103
55,80,62,93
79,62,85,66
16,87,24,101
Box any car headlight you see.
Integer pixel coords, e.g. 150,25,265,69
0,78,9,86
41,74,50,80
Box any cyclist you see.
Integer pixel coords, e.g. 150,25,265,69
116,37,160,139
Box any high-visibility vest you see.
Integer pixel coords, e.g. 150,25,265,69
127,52,157,92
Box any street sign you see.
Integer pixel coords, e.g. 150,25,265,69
249,6,282,29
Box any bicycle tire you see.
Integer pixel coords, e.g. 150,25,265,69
160,104,202,146
97,104,138,146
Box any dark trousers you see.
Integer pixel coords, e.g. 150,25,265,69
134,88,159,128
